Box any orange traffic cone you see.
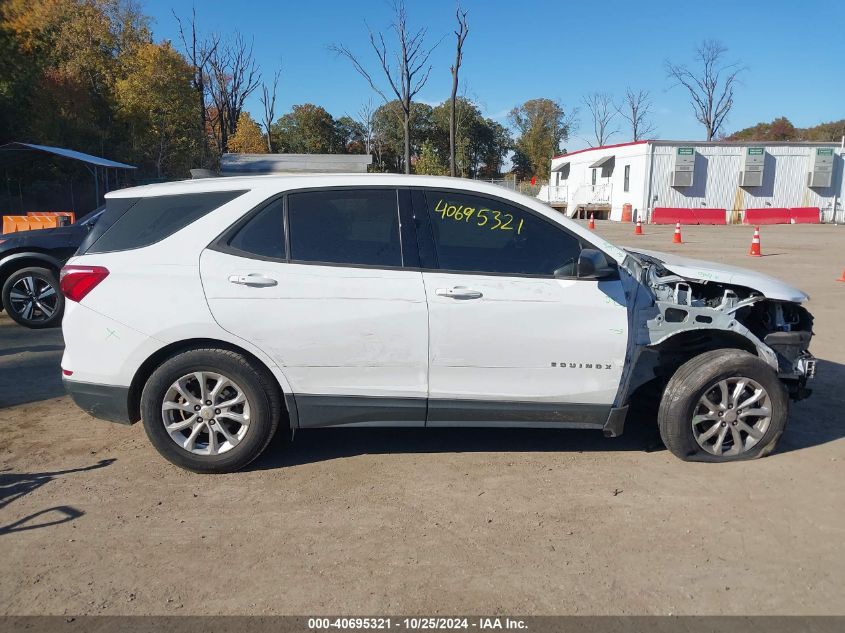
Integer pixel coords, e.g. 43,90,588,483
634,218,644,235
748,226,762,257
588,212,595,230
672,221,683,244
836,268,845,282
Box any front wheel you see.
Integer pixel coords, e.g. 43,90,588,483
658,349,788,462
141,348,282,473
1,266,64,328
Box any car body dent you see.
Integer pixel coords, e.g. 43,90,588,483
612,248,813,409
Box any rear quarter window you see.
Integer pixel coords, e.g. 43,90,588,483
84,190,247,254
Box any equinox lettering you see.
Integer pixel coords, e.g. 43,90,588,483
555,362,613,370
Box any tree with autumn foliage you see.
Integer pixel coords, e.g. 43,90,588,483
272,104,343,153
115,41,198,178
227,113,267,154
509,98,576,179
726,117,845,143
0,0,150,154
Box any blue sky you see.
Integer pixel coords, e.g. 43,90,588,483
142,0,844,151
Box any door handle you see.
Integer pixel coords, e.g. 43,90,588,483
228,274,278,287
435,286,483,300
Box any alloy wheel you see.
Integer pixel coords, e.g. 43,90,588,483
692,377,772,457
161,371,252,456
8,275,59,324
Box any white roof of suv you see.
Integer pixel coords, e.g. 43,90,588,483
106,174,514,199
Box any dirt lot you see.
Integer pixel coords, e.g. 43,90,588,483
1,223,844,616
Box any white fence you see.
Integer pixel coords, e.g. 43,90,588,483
537,185,568,204
572,183,612,206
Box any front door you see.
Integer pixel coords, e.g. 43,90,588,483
412,189,628,427
200,188,428,427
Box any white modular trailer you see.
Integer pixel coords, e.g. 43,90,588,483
544,140,845,222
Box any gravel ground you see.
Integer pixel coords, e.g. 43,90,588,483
1,222,843,615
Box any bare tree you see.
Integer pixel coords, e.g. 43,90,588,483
582,92,619,147
355,98,376,156
616,88,656,141
207,33,262,153
173,7,218,165
259,64,282,152
666,40,745,141
331,1,440,173
449,6,469,177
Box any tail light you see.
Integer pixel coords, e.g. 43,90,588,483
60,265,109,302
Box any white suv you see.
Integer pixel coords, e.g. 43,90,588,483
61,175,815,472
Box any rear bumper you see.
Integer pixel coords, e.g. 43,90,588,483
63,378,134,425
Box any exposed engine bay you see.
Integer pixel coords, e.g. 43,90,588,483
619,251,816,403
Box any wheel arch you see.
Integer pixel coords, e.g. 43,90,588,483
0,251,63,278
622,328,768,411
0,252,63,308
653,328,759,357
127,338,293,426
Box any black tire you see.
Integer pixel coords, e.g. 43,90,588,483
1,266,64,329
141,348,283,473
658,349,788,462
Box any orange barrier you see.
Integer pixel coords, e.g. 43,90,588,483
744,207,821,224
652,207,726,225
2,215,33,234
694,208,727,225
744,208,790,224
652,208,696,224
1,214,67,233
621,203,633,222
28,211,76,224
26,216,55,230
789,207,820,224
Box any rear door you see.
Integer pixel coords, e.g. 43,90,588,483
412,188,628,427
200,188,429,428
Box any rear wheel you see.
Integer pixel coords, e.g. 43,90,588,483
658,349,788,462
1,266,64,328
141,349,282,473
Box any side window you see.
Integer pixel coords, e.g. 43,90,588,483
227,198,285,259
591,169,597,186
624,165,630,192
287,189,402,267
87,191,247,254
423,191,583,276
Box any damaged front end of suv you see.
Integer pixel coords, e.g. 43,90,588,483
613,249,816,440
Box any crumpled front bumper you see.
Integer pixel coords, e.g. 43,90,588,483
762,331,816,400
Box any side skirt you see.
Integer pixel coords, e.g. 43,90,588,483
293,394,617,431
